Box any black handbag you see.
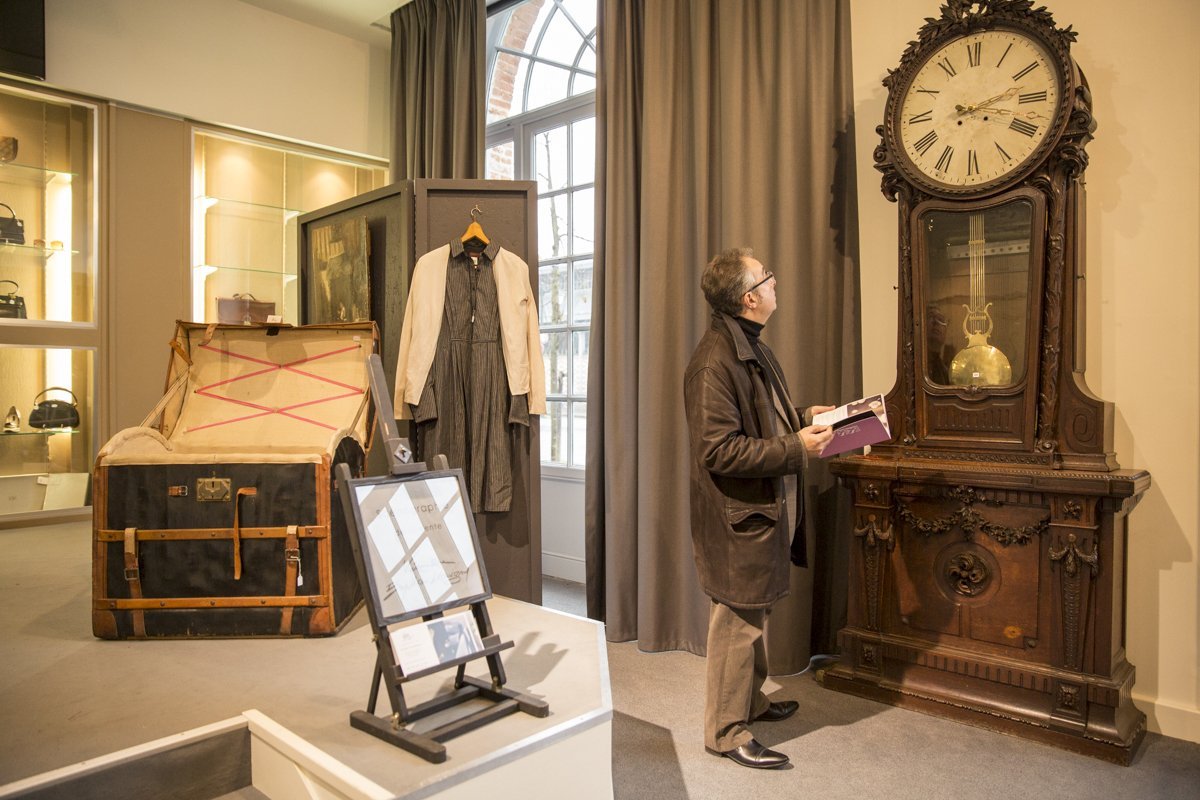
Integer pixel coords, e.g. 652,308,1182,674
0,203,25,245
0,279,25,319
28,387,81,429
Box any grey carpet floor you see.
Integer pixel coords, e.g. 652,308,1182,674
2,525,1197,799
538,579,1200,800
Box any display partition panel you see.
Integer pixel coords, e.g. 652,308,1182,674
301,180,543,604
344,468,491,626
412,179,538,266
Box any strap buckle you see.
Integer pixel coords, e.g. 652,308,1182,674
123,565,140,582
284,547,301,563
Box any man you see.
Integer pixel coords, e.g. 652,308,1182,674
683,247,834,769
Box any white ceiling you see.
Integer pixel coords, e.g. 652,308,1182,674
239,0,408,48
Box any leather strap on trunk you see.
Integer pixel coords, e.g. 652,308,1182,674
123,528,146,637
280,524,300,635
232,487,258,580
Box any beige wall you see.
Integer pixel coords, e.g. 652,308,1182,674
45,0,390,159
849,0,1200,742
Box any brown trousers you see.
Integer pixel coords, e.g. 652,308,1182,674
704,599,773,752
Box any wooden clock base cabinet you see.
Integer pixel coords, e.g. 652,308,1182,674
819,457,1149,764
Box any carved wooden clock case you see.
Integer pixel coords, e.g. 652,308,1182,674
819,0,1150,763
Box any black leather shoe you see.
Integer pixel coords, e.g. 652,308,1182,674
723,738,789,769
755,700,799,722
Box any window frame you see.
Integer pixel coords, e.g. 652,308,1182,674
486,95,595,478
486,2,596,477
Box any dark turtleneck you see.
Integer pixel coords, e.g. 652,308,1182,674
735,315,789,413
735,315,764,342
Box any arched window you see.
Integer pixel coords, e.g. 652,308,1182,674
486,0,596,471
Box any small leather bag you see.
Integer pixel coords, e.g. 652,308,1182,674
28,387,81,429
0,203,25,245
217,293,276,325
0,279,25,319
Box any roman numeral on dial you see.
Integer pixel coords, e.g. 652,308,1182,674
935,146,954,172
967,42,981,67
914,130,939,156
967,149,980,176
1009,118,1039,137
937,58,957,78
908,110,933,124
1012,62,1038,81
1019,91,1047,103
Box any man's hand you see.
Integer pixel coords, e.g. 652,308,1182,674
799,425,834,455
809,404,836,416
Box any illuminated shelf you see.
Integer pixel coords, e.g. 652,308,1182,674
197,195,303,219
0,242,81,257
192,263,299,279
0,161,77,187
0,84,98,523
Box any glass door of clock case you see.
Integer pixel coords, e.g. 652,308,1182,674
913,189,1046,448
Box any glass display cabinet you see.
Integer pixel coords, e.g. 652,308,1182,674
191,130,386,326
0,81,98,525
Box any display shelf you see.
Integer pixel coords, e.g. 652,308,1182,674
0,241,80,257
193,262,299,278
1,428,81,437
198,195,303,217
192,130,386,326
0,80,98,525
0,161,76,186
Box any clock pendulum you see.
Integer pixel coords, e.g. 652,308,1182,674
949,211,1012,386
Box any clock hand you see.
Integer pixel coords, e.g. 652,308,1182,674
974,106,1049,120
957,87,1023,115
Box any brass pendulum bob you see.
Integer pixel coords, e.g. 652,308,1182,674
949,213,1012,387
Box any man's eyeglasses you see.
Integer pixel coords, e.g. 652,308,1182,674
745,271,774,295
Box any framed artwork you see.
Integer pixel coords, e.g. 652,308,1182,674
306,216,370,323
343,468,490,625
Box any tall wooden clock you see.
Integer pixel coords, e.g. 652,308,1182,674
819,0,1150,763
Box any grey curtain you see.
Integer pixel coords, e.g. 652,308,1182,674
585,0,861,672
390,0,486,179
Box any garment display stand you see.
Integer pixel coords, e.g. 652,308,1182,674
335,355,548,763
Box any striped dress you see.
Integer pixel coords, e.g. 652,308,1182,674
411,240,528,512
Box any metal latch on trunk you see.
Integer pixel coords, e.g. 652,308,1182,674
196,477,232,502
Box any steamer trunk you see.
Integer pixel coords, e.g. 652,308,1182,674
92,322,376,638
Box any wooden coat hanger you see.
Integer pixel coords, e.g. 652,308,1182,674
461,205,489,247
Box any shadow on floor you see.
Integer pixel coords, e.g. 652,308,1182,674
611,710,688,800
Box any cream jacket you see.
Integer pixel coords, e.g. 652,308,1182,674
393,243,546,419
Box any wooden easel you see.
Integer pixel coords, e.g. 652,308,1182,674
334,355,548,763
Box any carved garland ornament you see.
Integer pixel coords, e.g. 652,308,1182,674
897,485,1049,546
854,514,895,632
1049,532,1098,671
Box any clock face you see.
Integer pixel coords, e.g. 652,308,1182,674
896,29,1063,191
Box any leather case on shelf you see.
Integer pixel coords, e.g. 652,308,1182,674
217,293,276,325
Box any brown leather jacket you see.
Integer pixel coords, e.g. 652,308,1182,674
683,312,808,609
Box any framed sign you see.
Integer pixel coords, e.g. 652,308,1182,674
343,469,490,625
